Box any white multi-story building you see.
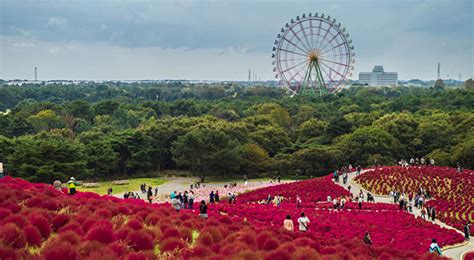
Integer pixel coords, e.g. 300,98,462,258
359,65,398,86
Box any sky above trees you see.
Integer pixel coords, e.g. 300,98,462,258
1,0,472,80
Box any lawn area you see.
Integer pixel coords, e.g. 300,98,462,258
76,177,167,195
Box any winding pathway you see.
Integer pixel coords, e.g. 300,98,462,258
333,169,472,260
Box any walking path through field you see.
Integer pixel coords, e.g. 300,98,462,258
333,169,472,260
113,177,285,203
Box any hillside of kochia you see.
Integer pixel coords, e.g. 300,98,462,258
0,84,473,183
0,174,461,259
355,166,474,235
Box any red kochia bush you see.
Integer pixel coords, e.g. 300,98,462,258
127,230,154,251
0,223,26,249
108,241,129,257
42,242,78,260
55,231,81,245
23,226,42,246
127,218,143,230
28,215,51,238
0,208,11,219
160,237,186,252
262,237,279,251
86,224,117,243
52,214,70,231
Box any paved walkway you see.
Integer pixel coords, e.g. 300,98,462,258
113,177,282,203
333,169,472,260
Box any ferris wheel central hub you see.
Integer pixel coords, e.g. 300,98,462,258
308,50,320,62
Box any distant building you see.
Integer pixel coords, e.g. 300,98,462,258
359,66,398,86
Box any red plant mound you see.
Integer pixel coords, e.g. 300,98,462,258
355,166,474,234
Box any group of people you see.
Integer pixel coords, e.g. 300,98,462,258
282,213,374,247
333,165,362,183
170,190,196,211
283,213,310,232
52,177,77,195
123,192,141,199
399,157,435,167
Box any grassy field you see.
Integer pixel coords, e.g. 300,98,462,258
76,178,167,195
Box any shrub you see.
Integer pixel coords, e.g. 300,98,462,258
52,214,70,231
86,224,117,243
0,223,26,249
127,218,143,230
23,226,42,246
28,215,51,238
160,237,187,252
42,241,78,260
127,230,154,251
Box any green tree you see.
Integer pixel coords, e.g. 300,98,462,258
292,145,342,176
336,126,400,166
27,109,64,132
8,133,89,183
239,143,271,177
109,129,155,175
171,128,240,182
249,125,290,156
297,119,328,143
450,135,474,169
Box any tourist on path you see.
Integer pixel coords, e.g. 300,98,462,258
67,177,77,195
215,191,220,203
52,179,62,192
147,186,153,203
183,191,189,209
171,197,181,212
429,239,442,255
188,190,195,209
210,191,215,203
363,231,372,245
199,200,208,219
464,222,471,241
358,196,363,209
297,212,310,232
283,215,294,231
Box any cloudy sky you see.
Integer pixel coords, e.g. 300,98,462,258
0,0,472,80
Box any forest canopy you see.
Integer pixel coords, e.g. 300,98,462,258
0,82,473,183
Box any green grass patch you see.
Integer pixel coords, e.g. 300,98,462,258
191,230,200,247
77,177,167,195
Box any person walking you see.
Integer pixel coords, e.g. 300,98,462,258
429,239,442,255
210,191,215,203
215,191,220,203
296,195,302,208
431,207,436,221
283,215,294,231
171,197,181,212
363,231,373,245
183,191,189,209
67,177,77,195
464,222,471,241
53,179,62,192
199,200,208,219
358,196,363,209
188,190,195,209
147,186,153,204
297,212,310,232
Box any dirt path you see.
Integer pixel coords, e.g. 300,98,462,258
333,169,472,260
113,177,283,203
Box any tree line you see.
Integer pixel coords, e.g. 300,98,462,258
0,82,473,183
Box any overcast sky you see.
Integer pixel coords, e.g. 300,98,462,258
0,0,472,80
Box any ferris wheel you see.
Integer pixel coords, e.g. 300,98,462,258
272,13,355,96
